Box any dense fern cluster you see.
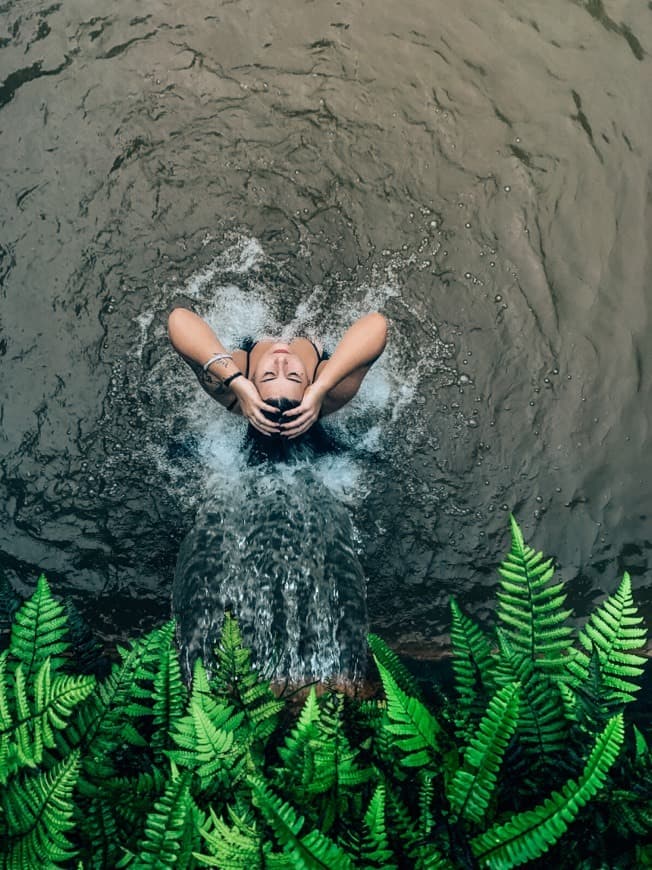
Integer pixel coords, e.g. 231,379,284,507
0,518,650,868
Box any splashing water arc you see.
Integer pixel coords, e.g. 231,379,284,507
0,0,651,659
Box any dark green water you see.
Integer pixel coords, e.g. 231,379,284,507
0,0,650,655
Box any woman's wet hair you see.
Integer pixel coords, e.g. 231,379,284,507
245,398,342,465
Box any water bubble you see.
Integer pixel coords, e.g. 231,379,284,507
536,496,543,503
465,222,471,228
504,185,511,192
501,504,509,511
552,368,559,375
430,220,438,229
529,401,535,406
515,137,521,143
555,487,562,492
489,261,496,268
467,418,478,427
464,272,472,279
494,294,502,302
459,374,471,385
544,377,551,384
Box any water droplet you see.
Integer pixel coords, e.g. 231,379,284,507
494,294,502,302
529,401,535,406
504,185,511,192
544,377,551,384
501,503,509,511
459,374,471,385
489,261,496,268
556,487,561,493
465,272,472,279
552,368,559,375
536,496,543,503
515,137,521,143
465,222,471,228
467,418,478,427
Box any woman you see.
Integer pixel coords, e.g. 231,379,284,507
167,307,388,440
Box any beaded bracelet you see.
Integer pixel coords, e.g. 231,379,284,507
223,372,244,389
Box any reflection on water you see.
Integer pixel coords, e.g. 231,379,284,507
0,0,651,654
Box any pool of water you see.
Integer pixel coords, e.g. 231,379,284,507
1,0,650,655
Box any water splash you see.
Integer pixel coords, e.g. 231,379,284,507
164,236,417,681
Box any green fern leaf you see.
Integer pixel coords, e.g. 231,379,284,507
195,806,267,868
2,658,95,776
276,686,320,791
493,630,569,759
167,659,246,791
566,572,647,704
471,713,625,868
368,634,422,699
211,613,284,744
496,517,573,670
250,776,354,869
120,769,196,869
361,783,398,868
447,682,520,824
450,598,495,734
9,575,69,681
2,748,81,869
151,626,186,747
374,659,442,768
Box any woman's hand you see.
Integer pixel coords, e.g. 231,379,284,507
230,378,281,436
280,384,326,439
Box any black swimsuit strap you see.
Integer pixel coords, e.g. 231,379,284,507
308,339,326,380
229,338,324,408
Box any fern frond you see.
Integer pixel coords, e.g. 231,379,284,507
59,626,174,778
493,630,569,759
566,572,647,704
3,659,95,775
9,575,70,680
276,686,320,792
211,613,283,744
447,682,520,824
167,659,247,792
195,805,266,869
497,517,573,669
120,769,196,869
151,644,187,755
2,748,81,869
450,598,495,734
471,713,625,868
368,633,422,699
374,659,442,768
250,776,354,869
308,694,374,797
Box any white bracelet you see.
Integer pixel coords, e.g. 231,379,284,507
202,353,233,372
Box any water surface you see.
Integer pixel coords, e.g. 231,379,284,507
1,0,650,654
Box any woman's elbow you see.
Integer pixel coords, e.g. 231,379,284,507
371,312,388,351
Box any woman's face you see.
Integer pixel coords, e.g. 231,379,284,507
252,344,308,403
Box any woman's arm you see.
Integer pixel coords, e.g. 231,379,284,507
167,308,280,435
281,312,388,438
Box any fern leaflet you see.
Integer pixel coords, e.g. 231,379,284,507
496,517,573,669
566,572,647,704
471,713,625,868
447,682,520,824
